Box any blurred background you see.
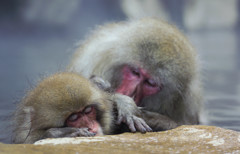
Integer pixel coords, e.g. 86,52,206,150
0,0,239,143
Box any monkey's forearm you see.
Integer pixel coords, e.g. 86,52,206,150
42,127,96,139
89,76,151,133
141,110,178,131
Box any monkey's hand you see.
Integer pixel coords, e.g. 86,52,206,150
90,75,112,92
141,110,178,131
43,127,96,139
112,94,152,133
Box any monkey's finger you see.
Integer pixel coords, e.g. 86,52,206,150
136,118,152,132
82,130,96,137
126,118,136,132
116,115,124,125
84,132,96,137
133,119,147,133
68,132,92,137
76,128,96,137
133,117,152,133
141,122,152,132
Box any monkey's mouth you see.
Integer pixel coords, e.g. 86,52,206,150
130,90,142,106
130,90,136,100
131,94,136,102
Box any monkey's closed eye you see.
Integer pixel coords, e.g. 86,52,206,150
145,79,158,87
131,68,140,77
68,113,78,122
84,106,93,114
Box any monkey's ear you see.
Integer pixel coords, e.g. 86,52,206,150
12,106,35,143
21,106,35,130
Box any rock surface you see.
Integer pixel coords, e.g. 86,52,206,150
1,125,240,153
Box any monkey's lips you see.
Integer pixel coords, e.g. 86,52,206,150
130,92,142,106
116,89,142,106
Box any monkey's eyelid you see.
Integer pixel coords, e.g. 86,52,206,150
145,79,157,87
130,67,141,76
84,106,93,114
68,113,78,121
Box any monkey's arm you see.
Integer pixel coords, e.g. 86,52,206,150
22,127,96,143
113,94,177,132
112,94,152,133
90,75,152,133
140,110,178,131
42,127,96,139
14,111,95,144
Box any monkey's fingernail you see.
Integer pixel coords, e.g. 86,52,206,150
146,127,152,132
141,128,147,134
131,128,136,133
116,117,123,124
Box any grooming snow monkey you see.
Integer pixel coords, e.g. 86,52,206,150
69,18,203,130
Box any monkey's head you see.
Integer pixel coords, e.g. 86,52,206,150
70,18,200,115
15,73,113,139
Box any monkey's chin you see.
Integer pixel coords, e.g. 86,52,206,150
95,127,104,136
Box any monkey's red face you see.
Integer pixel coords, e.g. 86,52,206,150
66,105,102,135
116,65,161,106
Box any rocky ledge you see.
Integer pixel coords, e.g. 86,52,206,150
1,125,240,153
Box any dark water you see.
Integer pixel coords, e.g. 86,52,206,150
0,0,240,143
189,30,240,131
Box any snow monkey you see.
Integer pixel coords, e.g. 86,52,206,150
12,73,152,144
69,18,203,129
